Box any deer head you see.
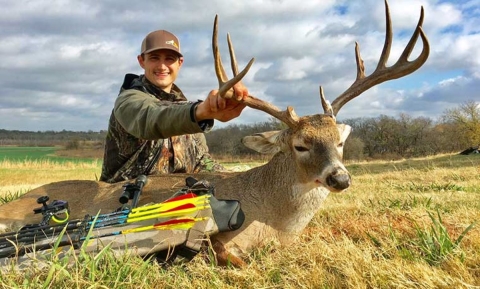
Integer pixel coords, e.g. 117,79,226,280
210,0,429,194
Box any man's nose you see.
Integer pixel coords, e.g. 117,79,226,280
158,61,168,69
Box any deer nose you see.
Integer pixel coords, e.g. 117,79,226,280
326,169,351,191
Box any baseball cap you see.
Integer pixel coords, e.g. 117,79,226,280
140,30,183,57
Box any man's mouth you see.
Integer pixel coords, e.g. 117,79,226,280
154,71,169,77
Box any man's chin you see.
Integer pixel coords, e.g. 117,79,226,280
153,80,172,90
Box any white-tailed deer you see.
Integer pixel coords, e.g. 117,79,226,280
0,0,429,266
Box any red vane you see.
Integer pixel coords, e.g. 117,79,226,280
153,218,194,227
164,203,195,213
163,192,197,203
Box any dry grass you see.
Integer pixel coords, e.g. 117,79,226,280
0,154,479,288
54,148,104,159
0,159,101,197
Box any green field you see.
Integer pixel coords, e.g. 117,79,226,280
0,147,97,164
0,147,102,195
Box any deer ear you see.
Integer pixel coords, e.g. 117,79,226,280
336,124,352,142
242,130,282,154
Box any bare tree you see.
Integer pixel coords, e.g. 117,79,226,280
343,136,365,161
442,100,480,147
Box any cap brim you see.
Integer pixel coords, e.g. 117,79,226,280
142,47,183,57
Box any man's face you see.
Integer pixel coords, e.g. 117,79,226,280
137,49,183,92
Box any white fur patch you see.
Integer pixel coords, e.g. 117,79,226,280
0,223,8,232
284,185,331,232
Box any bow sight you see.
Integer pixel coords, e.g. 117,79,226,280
118,174,148,210
32,195,70,226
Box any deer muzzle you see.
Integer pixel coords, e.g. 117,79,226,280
326,169,351,191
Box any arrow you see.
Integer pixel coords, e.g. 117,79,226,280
129,194,209,217
79,217,207,241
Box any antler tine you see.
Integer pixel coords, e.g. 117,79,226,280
376,0,393,71
212,15,230,89
212,15,300,128
398,6,428,65
319,86,336,121
227,33,239,76
330,0,430,116
213,15,255,98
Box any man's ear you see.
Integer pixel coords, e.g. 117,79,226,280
178,57,184,67
137,55,145,69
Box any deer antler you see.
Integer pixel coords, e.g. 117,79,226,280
327,0,430,116
212,15,300,128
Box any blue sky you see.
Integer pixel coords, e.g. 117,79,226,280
0,0,478,131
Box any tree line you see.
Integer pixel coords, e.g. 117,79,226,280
205,100,480,161
1,101,478,161
0,129,107,147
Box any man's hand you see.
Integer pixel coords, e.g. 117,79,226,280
195,82,249,122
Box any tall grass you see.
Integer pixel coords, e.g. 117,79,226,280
0,158,101,169
1,154,479,288
0,159,102,198
411,210,476,266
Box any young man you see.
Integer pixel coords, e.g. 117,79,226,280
100,30,248,183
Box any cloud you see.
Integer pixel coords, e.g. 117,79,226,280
0,0,478,131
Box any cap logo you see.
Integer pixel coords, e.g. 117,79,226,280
165,40,179,49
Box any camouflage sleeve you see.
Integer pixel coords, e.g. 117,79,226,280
114,89,213,140
192,133,227,172
197,154,227,172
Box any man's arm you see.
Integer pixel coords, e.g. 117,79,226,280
115,82,249,139
114,90,210,140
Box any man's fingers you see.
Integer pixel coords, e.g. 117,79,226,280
232,81,249,101
208,93,218,113
217,95,226,110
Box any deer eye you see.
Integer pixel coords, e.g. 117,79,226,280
294,146,309,152
338,142,344,148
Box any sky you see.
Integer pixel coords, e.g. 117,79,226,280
0,0,478,132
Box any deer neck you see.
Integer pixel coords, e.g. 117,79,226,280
217,151,330,233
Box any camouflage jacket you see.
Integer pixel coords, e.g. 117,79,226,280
100,74,225,183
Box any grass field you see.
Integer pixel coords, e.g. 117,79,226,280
0,147,99,164
0,152,479,288
0,147,102,199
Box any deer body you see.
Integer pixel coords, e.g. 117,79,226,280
0,115,350,262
